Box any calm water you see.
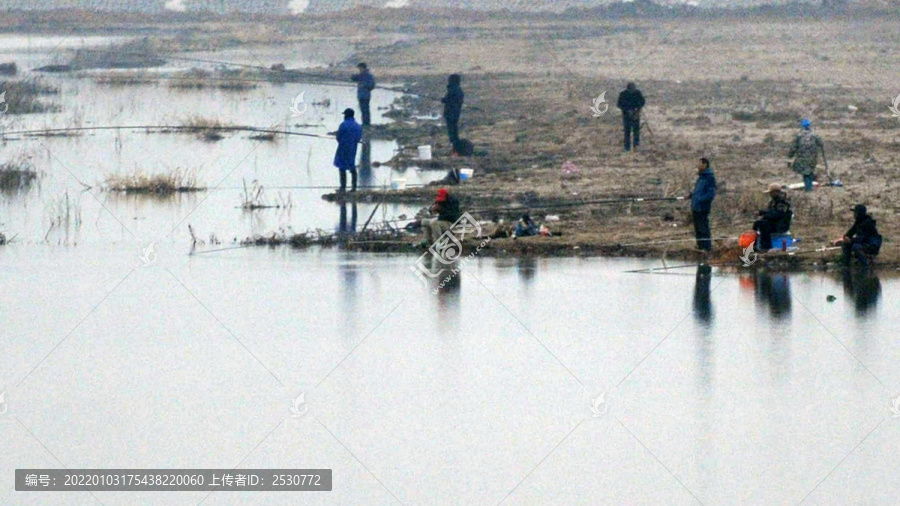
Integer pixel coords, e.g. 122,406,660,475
2,36,899,506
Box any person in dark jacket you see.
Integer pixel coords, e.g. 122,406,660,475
689,158,717,251
333,108,364,193
422,188,461,244
513,214,539,238
616,82,645,152
441,74,465,153
837,204,882,267
351,63,375,126
753,183,793,251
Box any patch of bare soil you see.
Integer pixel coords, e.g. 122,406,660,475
323,11,900,269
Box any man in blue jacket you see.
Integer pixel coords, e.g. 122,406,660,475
334,108,364,193
690,157,717,252
351,63,375,126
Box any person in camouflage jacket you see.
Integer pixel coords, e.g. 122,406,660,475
788,118,825,191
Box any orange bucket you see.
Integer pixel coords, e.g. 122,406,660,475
739,231,758,249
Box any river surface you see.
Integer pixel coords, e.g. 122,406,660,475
2,35,900,506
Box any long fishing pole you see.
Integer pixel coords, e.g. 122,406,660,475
616,235,734,248
51,48,441,100
470,195,686,214
0,124,337,141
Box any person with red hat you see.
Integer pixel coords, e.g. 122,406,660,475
421,188,461,244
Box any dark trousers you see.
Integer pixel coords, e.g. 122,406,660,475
692,210,712,251
446,117,460,150
339,169,357,192
359,98,371,126
623,113,640,151
753,219,777,251
842,241,876,267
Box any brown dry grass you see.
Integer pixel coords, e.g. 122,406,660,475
105,168,204,195
327,12,900,265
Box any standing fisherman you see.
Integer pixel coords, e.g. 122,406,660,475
616,82,645,152
351,63,375,127
441,74,465,153
788,118,826,191
690,157,717,252
334,108,363,194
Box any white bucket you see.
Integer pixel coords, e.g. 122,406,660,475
391,178,407,190
459,168,474,181
417,145,432,160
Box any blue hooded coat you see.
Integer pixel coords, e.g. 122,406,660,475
334,118,363,171
691,167,717,213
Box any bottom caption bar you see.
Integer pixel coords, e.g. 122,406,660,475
16,469,332,491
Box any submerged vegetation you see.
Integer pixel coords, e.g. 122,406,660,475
0,78,60,114
104,168,204,195
179,115,230,141
240,179,293,210
44,190,82,244
0,158,39,193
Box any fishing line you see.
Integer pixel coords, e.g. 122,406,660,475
43,48,440,100
0,124,337,141
470,196,686,214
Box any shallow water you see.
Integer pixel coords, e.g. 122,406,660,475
2,37,443,247
2,36,900,506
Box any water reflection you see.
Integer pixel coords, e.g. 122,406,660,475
841,269,882,316
337,202,357,236
424,257,461,328
516,257,537,287
693,264,713,325
753,272,792,320
358,140,373,188
340,253,359,339
693,265,715,394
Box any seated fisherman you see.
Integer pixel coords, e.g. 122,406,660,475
835,204,882,267
753,183,792,252
421,188,461,245
513,214,538,238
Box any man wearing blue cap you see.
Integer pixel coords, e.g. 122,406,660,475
788,118,826,191
334,108,363,193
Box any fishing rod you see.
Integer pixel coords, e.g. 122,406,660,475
0,124,337,141
51,48,439,100
219,184,430,191
616,235,734,248
470,195,686,214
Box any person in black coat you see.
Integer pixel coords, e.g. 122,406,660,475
616,82,645,152
442,74,465,153
753,184,792,251
837,204,882,267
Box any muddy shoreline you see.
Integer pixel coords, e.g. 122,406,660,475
312,74,898,271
